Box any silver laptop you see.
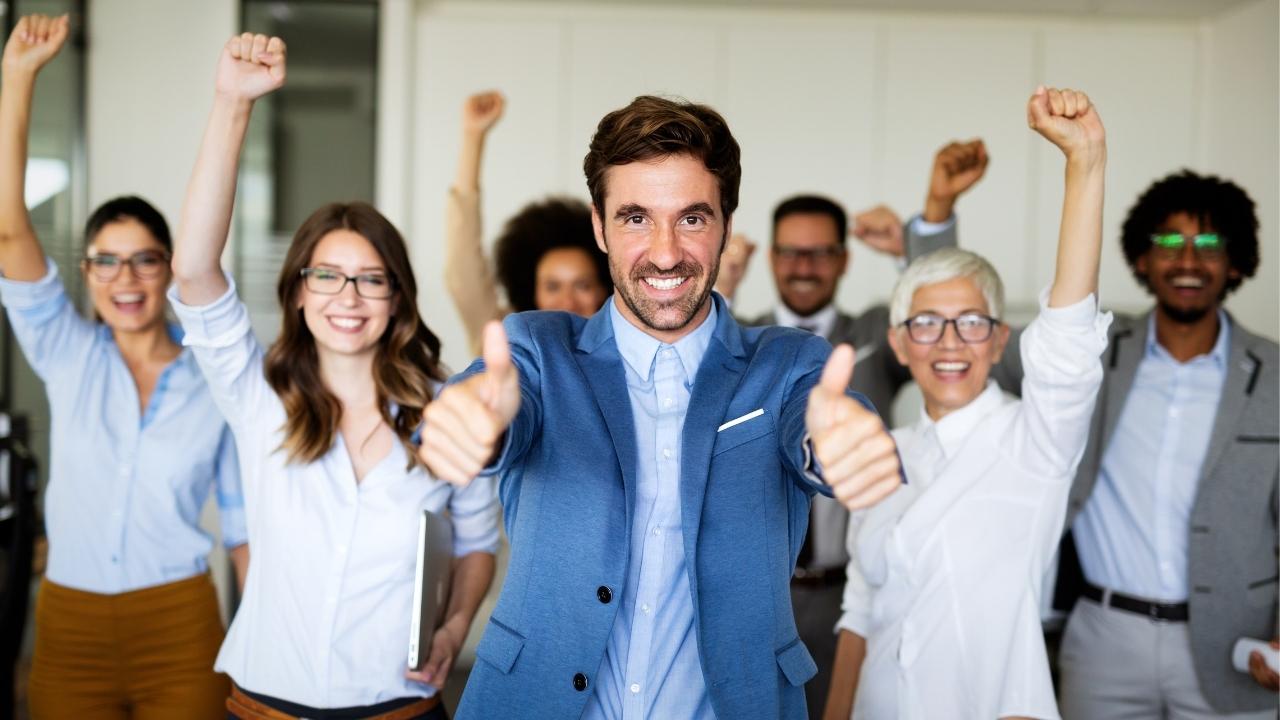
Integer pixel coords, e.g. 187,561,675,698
408,508,454,670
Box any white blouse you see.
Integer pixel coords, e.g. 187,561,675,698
838,290,1110,720
169,279,499,708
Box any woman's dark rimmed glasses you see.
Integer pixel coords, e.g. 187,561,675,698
901,312,999,344
81,250,172,282
1150,233,1225,260
300,267,396,299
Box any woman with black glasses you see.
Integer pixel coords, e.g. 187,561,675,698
0,15,247,719
824,86,1111,720
169,33,497,719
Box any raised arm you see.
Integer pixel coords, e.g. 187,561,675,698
172,33,286,305
1027,86,1105,307
445,91,505,355
0,14,70,282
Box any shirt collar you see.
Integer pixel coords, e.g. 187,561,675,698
915,380,1006,460
609,296,717,382
774,302,838,338
1144,308,1231,368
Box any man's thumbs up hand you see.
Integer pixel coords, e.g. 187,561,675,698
805,344,902,511
419,321,521,485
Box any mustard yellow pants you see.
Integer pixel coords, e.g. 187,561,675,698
28,573,228,720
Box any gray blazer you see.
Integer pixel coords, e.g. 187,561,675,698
743,220,957,570
1063,312,1279,714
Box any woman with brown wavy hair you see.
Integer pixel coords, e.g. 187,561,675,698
169,33,498,719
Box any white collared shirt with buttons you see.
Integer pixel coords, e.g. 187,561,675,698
837,290,1110,720
169,278,499,708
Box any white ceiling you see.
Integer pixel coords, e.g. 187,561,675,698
526,0,1258,20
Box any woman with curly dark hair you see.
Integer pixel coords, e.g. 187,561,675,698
170,34,498,718
444,92,611,355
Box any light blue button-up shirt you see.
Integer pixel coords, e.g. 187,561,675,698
581,298,719,720
0,259,246,594
1073,310,1230,602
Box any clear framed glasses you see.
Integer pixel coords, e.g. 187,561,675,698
300,267,396,299
1150,232,1225,260
902,312,999,344
81,250,172,282
771,245,846,263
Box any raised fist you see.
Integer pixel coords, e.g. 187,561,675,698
929,140,988,203
713,233,756,302
1027,86,1105,164
851,205,904,258
3,14,70,77
216,33,286,102
462,91,505,136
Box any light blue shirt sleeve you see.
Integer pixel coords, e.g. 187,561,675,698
0,257,96,384
214,425,248,549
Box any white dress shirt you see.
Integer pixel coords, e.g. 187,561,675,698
169,279,499,708
838,290,1110,720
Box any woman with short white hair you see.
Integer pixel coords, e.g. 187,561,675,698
823,85,1111,720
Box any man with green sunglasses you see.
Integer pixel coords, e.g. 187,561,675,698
1047,169,1277,718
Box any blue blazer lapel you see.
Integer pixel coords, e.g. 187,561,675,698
679,296,748,578
575,305,639,526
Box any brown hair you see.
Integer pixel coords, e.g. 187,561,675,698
583,95,741,222
264,202,445,466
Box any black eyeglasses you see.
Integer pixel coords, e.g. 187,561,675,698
81,250,172,281
1150,233,1226,260
300,267,396,299
772,245,846,263
901,312,999,344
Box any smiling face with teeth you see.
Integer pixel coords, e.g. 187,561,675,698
295,229,395,359
770,212,848,317
83,218,172,335
888,276,1010,422
1135,211,1239,325
592,154,728,344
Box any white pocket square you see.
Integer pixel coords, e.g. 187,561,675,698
718,408,764,432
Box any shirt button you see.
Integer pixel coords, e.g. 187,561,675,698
573,673,588,692
662,349,674,360
651,527,661,537
630,683,641,694
662,448,673,459
663,397,674,409
597,586,612,604
641,603,651,615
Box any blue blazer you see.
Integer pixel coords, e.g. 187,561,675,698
455,294,873,719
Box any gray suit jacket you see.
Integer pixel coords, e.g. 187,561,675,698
744,219,957,570
1061,311,1279,713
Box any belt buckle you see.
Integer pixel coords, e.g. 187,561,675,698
1148,603,1161,621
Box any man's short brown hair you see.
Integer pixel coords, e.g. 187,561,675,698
583,95,741,222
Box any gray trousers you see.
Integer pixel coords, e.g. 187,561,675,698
1058,597,1275,720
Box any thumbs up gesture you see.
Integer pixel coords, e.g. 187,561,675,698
419,321,522,486
1027,85,1105,166
805,345,901,510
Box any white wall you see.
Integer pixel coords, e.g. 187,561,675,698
87,0,236,228
393,1,1278,372
1201,0,1279,340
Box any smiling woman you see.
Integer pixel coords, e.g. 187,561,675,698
0,14,248,719
168,32,499,718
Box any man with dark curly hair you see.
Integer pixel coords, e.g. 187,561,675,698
1050,169,1279,719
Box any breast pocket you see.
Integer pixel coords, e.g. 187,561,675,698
712,408,775,456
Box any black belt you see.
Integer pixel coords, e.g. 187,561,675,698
1082,581,1189,622
791,566,846,588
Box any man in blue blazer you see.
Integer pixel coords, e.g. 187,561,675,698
420,95,902,719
